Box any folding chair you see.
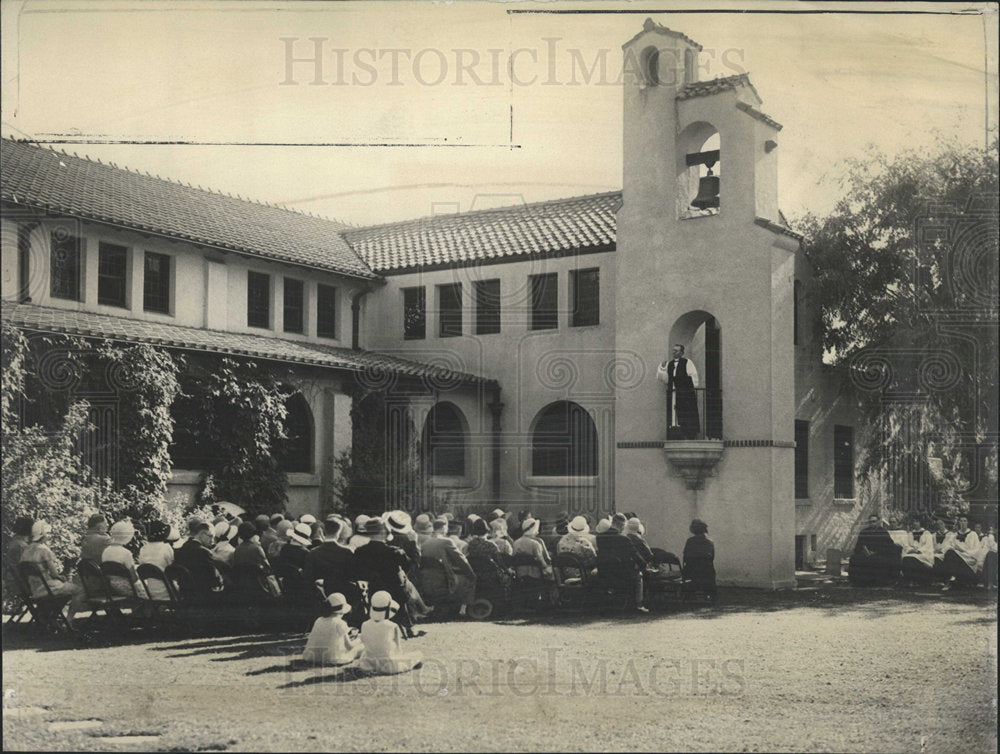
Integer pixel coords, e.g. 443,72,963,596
644,548,686,604
76,560,131,629
16,562,74,635
4,561,32,624
510,552,556,611
100,561,145,627
466,554,513,620
136,563,180,623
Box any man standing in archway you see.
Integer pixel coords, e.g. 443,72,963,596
657,344,700,440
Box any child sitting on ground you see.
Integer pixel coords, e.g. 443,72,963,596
357,590,422,675
300,592,363,665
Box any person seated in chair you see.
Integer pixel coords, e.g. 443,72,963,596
513,517,555,583
421,517,477,611
173,520,225,601
943,516,981,589
848,514,901,586
21,521,86,629
557,516,597,571
139,521,177,601
596,514,647,610
7,516,34,565
101,520,142,597
276,523,313,572
353,518,415,635
305,517,362,626
682,518,717,601
79,514,112,565
901,515,935,586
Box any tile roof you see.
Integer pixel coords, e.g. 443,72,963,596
2,301,496,388
0,138,378,280
735,101,783,131
677,73,761,104
341,192,620,273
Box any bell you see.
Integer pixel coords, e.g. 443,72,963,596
691,170,719,210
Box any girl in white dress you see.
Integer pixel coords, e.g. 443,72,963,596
357,591,422,674
300,593,363,665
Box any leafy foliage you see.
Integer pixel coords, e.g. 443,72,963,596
175,356,292,518
796,138,999,513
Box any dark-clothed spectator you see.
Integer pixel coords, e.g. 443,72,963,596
174,521,224,600
353,518,412,632
849,514,901,586
683,518,717,600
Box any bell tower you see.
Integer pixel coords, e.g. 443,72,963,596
615,19,798,588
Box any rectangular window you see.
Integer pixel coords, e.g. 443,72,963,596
143,252,171,314
571,268,600,327
50,232,82,301
438,283,462,338
247,271,270,328
474,279,501,335
97,242,128,308
403,286,426,340
317,283,337,339
283,277,304,334
834,425,855,499
794,420,809,499
529,272,558,330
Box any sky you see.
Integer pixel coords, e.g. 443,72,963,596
1,0,997,227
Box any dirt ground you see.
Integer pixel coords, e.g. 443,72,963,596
2,584,997,753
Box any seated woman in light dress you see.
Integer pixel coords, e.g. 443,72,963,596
300,592,363,665
137,520,176,600
357,591,422,674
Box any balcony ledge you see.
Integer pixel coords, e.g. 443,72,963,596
662,439,725,490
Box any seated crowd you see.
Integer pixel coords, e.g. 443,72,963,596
7,506,718,634
849,513,998,590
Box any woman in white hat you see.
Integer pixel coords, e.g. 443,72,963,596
358,591,422,674
512,517,555,583
557,516,598,571
211,521,239,567
20,520,86,628
101,520,143,597
300,592,363,665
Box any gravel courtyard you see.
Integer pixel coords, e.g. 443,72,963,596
3,585,996,753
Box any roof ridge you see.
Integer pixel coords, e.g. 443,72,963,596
342,189,623,234
0,137,349,227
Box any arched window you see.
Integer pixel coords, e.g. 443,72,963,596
278,392,313,473
642,46,659,86
677,122,721,217
422,402,467,477
531,401,598,477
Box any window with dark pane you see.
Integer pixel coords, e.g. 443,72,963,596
571,268,599,327
247,270,270,328
50,231,82,301
283,277,304,334
277,392,313,473
143,252,171,314
98,242,128,308
438,283,462,338
794,419,809,499
317,283,337,339
422,402,467,477
834,424,855,499
529,272,558,330
474,279,501,335
531,400,598,476
403,286,426,340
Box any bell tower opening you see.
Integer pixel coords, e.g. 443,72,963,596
677,125,720,218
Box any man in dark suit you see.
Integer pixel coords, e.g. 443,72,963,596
304,517,363,626
174,521,224,601
353,518,412,632
657,344,700,440
848,514,901,586
596,513,647,610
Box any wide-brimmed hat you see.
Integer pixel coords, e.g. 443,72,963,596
568,516,589,534
385,511,412,534
364,518,387,537
146,520,171,543
299,514,317,525
213,520,237,541
369,590,399,621
413,514,433,535
624,518,643,535
165,525,180,543
288,522,312,546
30,520,52,542
109,520,136,546
326,592,351,615
521,517,540,537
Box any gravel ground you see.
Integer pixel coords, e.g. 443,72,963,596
3,584,997,753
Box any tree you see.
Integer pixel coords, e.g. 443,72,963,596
797,138,999,517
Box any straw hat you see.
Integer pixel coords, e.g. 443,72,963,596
288,522,312,546
385,511,412,535
109,520,136,546
369,591,399,621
